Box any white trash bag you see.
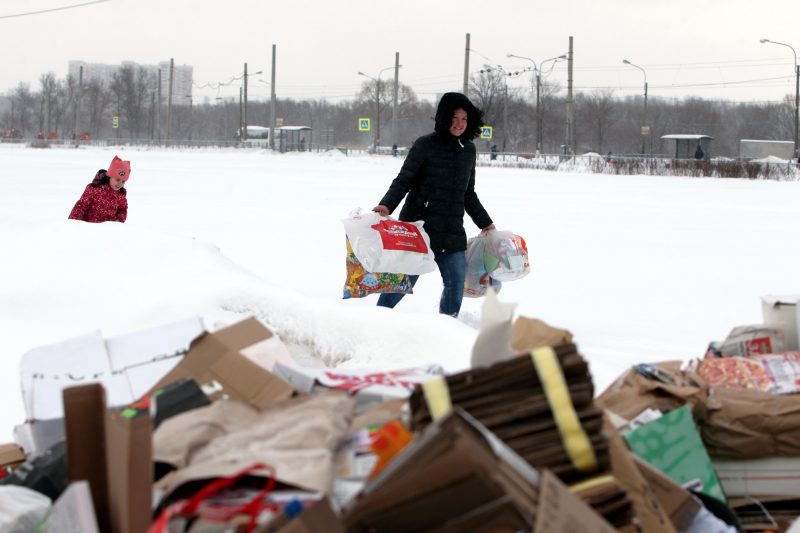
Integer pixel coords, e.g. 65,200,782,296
464,233,502,297
485,230,530,282
342,210,436,275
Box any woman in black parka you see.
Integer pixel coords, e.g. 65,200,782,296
372,92,496,317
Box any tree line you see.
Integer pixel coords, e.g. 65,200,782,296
1,64,796,157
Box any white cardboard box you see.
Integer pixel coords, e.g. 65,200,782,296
19,317,205,422
713,456,800,497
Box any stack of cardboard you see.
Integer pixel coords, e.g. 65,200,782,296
407,343,635,529
409,344,607,480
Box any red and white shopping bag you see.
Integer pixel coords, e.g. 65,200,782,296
342,211,436,275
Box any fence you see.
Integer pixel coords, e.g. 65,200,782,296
4,138,798,181
475,152,800,180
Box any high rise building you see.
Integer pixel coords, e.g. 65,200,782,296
68,60,193,106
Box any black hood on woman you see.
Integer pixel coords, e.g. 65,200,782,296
433,92,484,141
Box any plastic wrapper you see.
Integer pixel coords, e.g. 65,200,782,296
343,238,413,299
696,352,800,394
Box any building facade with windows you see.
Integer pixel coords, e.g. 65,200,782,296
68,60,193,106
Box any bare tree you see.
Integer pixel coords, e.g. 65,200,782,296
578,88,618,153
84,78,111,137
469,66,506,128
8,83,36,135
37,73,58,134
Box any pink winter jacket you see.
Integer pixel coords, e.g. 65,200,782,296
68,184,128,223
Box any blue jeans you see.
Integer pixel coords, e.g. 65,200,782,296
377,251,467,317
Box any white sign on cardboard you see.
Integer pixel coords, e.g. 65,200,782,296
19,317,205,421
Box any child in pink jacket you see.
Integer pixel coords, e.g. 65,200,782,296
69,155,131,223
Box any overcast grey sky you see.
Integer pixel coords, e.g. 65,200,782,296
2,0,799,104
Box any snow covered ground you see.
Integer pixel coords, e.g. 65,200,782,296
2,143,799,442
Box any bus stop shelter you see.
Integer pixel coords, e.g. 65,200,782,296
277,126,312,152
661,134,714,160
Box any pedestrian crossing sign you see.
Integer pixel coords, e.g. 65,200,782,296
481,126,493,139
358,118,371,131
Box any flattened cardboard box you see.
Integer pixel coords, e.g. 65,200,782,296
633,455,701,531
64,383,153,533
0,443,25,468
21,316,204,422
148,317,295,410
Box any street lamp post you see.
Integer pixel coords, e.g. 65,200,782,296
507,53,566,154
760,38,799,157
623,59,648,155
358,65,395,151
242,63,263,142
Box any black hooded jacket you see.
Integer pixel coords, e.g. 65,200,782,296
378,93,493,254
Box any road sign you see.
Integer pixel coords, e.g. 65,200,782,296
276,117,284,127
641,126,651,135
480,126,493,139
358,118,371,132
112,116,119,129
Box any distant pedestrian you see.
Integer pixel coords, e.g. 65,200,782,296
68,155,131,223
372,92,496,318
490,143,498,161
694,144,704,160
392,143,399,157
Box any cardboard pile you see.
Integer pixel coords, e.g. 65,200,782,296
593,294,800,531
4,296,800,532
344,408,616,533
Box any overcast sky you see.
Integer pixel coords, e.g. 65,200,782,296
2,0,799,105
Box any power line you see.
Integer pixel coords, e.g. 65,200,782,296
0,0,110,19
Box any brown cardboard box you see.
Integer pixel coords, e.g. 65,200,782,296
606,427,678,533
0,443,26,469
535,470,618,533
147,317,295,410
63,384,111,532
63,383,153,533
633,455,701,531
345,408,616,532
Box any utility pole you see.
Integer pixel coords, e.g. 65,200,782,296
157,69,162,141
270,44,277,151
243,62,249,141
166,58,174,143
503,81,508,152
463,33,470,95
565,37,574,157
73,65,83,143
392,51,400,148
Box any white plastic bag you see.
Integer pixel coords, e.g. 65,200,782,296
342,211,436,275
485,230,530,282
464,234,502,298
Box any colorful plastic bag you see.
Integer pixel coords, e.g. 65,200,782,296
463,234,502,298
343,238,414,299
342,211,436,275
486,231,530,282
